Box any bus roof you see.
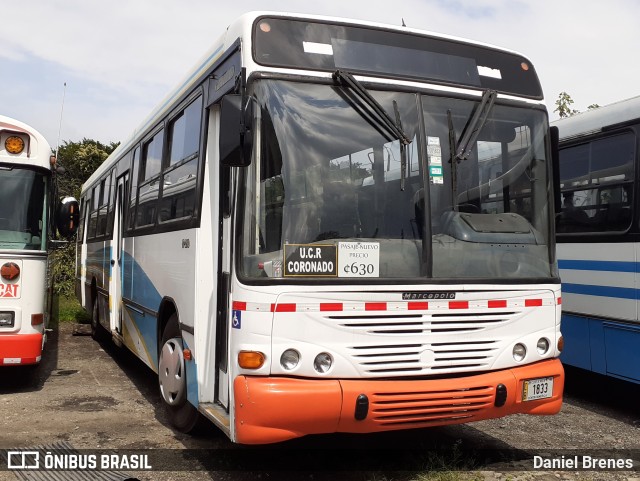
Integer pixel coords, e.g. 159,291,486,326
84,11,540,190
553,95,640,141
0,114,52,170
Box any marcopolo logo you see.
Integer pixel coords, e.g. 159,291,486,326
402,291,457,300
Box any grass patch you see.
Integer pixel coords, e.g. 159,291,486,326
56,295,90,324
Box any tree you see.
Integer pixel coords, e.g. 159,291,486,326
587,104,601,110
554,91,580,118
55,138,119,200
51,138,119,298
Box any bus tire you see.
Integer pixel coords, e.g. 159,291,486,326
158,316,201,433
91,298,107,342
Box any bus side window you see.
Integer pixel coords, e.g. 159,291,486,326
135,130,164,228
128,148,140,230
77,197,86,241
87,187,99,239
96,176,110,237
105,169,116,237
557,132,634,234
159,96,202,223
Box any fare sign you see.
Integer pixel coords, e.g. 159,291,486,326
283,244,337,277
338,242,380,277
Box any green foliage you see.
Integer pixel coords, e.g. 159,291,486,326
50,242,76,298
50,138,119,298
55,138,119,200
555,92,601,118
56,294,91,324
554,91,579,118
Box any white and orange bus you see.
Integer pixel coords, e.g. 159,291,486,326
77,12,564,443
0,115,77,367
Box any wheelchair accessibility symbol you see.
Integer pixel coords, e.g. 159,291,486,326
232,310,241,329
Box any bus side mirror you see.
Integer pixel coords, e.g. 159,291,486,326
550,126,561,214
56,196,80,239
219,94,254,167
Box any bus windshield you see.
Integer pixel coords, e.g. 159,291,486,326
241,79,553,281
0,167,48,251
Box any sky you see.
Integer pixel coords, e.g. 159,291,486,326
1,0,639,149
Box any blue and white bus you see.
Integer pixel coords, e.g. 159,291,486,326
77,11,564,444
556,95,640,384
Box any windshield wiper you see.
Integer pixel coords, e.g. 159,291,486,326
333,70,412,190
454,89,497,161
448,89,497,211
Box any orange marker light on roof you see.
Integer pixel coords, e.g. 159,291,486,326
5,136,25,154
259,21,271,33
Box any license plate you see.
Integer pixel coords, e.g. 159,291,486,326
522,377,554,401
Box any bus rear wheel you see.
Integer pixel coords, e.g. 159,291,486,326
158,316,201,433
91,298,107,342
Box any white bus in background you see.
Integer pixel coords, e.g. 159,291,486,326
77,11,564,444
0,115,78,367
555,96,640,384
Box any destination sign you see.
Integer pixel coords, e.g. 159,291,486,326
283,244,338,277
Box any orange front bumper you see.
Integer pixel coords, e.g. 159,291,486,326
234,358,564,444
0,333,43,365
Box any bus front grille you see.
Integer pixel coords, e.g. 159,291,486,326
349,341,499,374
369,385,494,426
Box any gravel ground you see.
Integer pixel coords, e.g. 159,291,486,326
0,321,638,481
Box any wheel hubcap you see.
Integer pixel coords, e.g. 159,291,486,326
159,338,186,405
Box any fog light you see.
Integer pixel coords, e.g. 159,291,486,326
513,343,526,362
536,338,550,355
313,352,333,373
280,349,300,371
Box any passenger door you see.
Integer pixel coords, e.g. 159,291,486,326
109,173,128,335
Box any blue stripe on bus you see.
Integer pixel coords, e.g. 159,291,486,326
562,282,638,300
558,259,639,273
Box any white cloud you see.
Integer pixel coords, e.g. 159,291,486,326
1,0,639,144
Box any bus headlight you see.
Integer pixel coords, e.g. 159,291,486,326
536,338,550,355
280,349,300,370
513,343,527,362
313,352,332,373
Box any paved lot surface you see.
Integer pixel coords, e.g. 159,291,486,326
0,320,639,481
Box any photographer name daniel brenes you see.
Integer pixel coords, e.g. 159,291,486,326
533,455,635,470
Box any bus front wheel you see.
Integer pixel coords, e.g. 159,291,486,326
158,316,201,433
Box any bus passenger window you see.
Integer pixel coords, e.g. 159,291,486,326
128,148,140,230
159,96,202,223
557,132,634,234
